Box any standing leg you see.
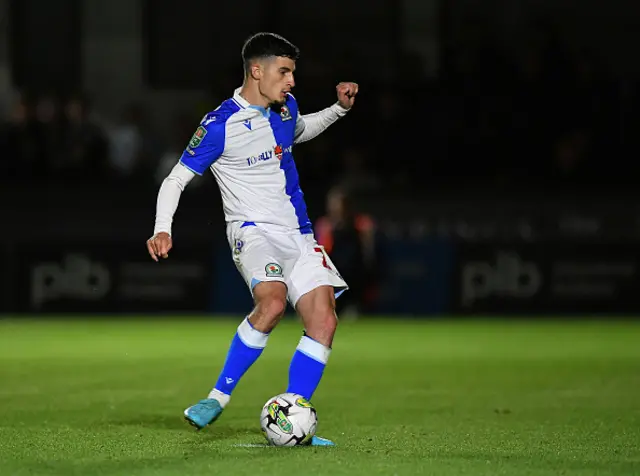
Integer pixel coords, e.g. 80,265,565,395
184,281,287,429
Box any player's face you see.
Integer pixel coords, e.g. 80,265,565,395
260,56,296,105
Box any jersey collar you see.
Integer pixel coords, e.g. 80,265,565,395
233,87,271,119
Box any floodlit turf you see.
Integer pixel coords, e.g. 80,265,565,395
0,317,639,475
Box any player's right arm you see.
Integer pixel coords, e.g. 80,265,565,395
146,114,226,261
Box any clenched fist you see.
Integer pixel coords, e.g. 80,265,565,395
336,82,359,110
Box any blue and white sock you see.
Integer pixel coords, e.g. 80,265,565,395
286,334,331,401
208,317,269,407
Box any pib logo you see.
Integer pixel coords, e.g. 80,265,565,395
461,251,542,306
30,253,111,309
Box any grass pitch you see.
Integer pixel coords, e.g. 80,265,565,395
0,317,639,475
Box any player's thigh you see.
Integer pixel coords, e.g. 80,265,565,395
287,236,348,310
228,223,288,293
295,285,336,319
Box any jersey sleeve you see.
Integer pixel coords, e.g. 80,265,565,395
293,103,349,144
179,116,226,175
294,110,306,139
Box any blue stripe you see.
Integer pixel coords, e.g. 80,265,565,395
269,98,312,234
178,98,239,174
248,104,270,118
241,221,256,227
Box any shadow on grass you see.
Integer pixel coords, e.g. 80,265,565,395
107,413,263,440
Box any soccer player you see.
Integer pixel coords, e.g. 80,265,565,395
146,32,358,446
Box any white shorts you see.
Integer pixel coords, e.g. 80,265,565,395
226,221,348,308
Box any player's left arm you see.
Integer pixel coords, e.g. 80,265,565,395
294,82,358,144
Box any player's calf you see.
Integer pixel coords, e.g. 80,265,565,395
286,286,338,400
211,282,287,399
304,311,338,348
296,285,338,346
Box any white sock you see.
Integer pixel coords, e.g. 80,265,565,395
208,388,231,408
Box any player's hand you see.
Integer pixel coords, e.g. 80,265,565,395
336,82,358,109
146,232,172,262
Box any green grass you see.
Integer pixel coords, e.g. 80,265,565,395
0,317,639,475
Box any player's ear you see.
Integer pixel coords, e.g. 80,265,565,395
250,62,262,81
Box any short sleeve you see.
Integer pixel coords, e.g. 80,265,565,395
179,117,226,175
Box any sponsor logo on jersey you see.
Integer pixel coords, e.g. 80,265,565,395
275,144,293,161
246,149,273,166
274,145,283,161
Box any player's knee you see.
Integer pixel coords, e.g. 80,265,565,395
259,296,287,321
250,282,288,332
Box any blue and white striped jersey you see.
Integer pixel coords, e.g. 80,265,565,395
178,88,348,233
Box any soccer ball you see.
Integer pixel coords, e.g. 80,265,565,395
260,393,317,446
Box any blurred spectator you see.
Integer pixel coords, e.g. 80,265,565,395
550,129,593,184
33,93,65,175
61,93,109,178
155,111,205,188
1,93,41,177
0,18,638,193
334,147,380,194
315,186,380,317
107,103,144,179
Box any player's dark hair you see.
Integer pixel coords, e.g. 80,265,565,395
241,32,300,74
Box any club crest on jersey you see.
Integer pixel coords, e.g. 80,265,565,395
189,126,207,148
265,263,283,277
279,105,292,121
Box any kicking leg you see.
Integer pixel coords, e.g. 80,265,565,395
184,281,287,430
287,285,337,400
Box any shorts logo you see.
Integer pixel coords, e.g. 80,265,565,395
234,239,244,256
188,126,207,148
265,263,282,277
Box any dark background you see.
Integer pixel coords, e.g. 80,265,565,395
2,0,640,316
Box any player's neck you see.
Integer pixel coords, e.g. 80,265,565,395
239,83,270,109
